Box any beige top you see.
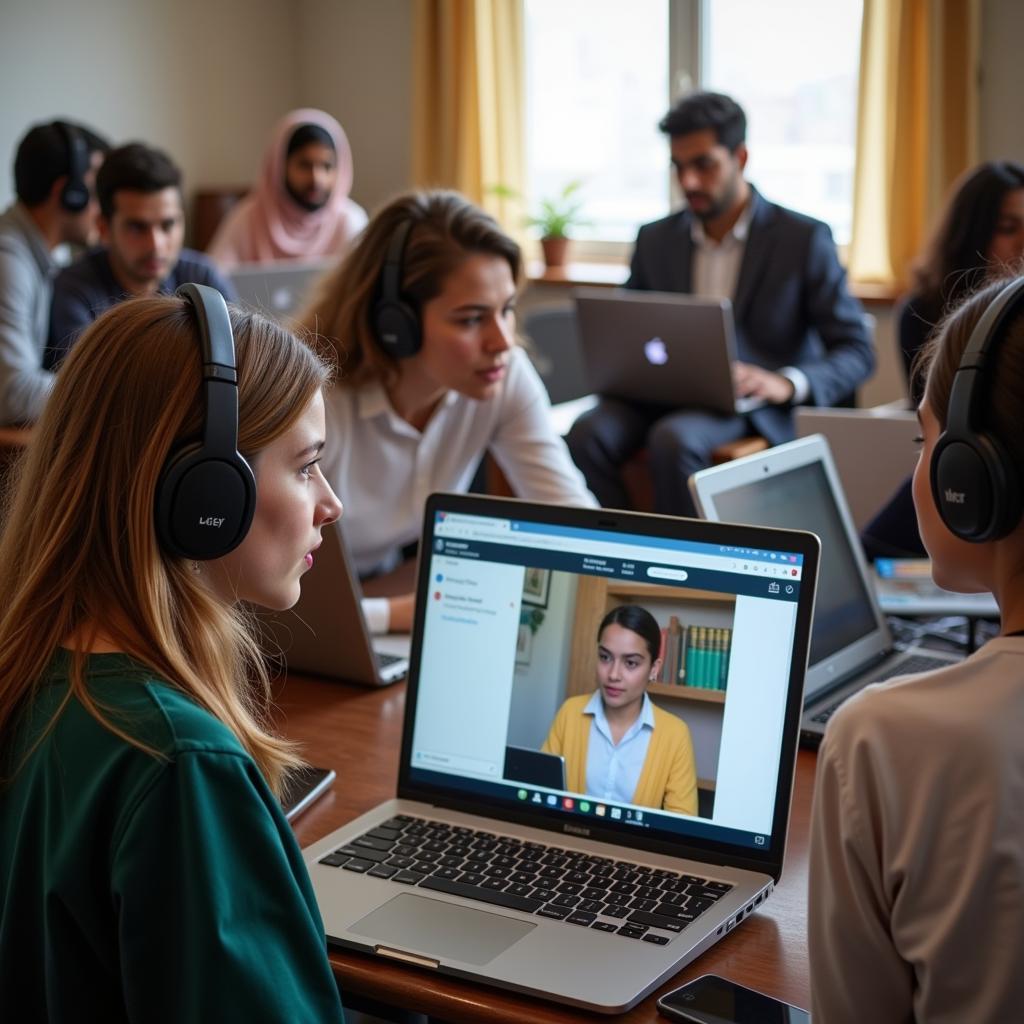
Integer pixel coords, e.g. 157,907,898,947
809,636,1024,1023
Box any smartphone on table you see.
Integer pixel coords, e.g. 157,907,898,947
657,974,810,1023
280,765,336,821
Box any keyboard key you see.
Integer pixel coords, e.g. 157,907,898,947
506,883,533,897
618,925,647,939
532,888,557,903
392,870,426,884
366,827,402,842
686,884,729,901
630,898,658,912
536,905,571,920
342,858,375,873
338,845,390,863
385,855,414,869
591,921,617,932
433,867,460,880
628,910,687,932
567,911,596,926
419,875,542,913
643,933,670,945
318,852,348,867
552,894,580,908
603,905,631,919
482,877,508,891
459,871,486,886
367,864,398,879
653,902,699,922
579,899,603,913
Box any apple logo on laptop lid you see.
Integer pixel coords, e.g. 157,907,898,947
644,337,669,366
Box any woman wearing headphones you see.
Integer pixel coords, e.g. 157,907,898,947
0,291,346,1020
298,190,595,634
809,276,1024,1022
543,605,697,816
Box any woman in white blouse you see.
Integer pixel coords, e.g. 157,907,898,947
298,190,594,632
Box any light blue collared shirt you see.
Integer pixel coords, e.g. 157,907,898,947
584,690,655,805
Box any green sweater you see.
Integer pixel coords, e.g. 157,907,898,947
0,652,345,1023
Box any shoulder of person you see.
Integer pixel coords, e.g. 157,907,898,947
53,247,106,289
559,693,592,718
634,209,690,246
749,190,828,240
77,659,248,760
650,702,690,739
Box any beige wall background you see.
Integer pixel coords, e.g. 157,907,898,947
0,0,1020,404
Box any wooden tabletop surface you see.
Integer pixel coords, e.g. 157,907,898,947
275,672,816,1022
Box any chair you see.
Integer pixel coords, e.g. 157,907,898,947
520,305,591,405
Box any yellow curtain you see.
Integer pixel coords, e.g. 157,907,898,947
848,0,980,286
412,0,525,232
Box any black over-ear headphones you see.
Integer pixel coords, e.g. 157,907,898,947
55,121,90,213
372,219,421,358
930,275,1024,542
155,284,257,560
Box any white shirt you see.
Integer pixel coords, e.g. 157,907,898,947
809,637,1024,1024
321,347,596,629
690,200,809,403
583,690,655,805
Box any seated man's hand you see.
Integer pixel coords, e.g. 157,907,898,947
388,592,416,633
732,361,795,405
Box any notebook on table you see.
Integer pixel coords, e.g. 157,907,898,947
304,493,819,1013
574,288,764,415
259,522,409,686
689,434,964,748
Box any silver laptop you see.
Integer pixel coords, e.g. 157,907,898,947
794,403,918,530
689,435,963,747
229,259,332,321
574,288,764,415
305,493,820,1013
259,522,409,686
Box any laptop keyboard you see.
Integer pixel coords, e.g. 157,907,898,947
318,815,733,945
375,652,405,669
811,653,950,725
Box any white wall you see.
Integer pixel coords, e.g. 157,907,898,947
980,0,1024,161
0,0,298,208
294,0,413,216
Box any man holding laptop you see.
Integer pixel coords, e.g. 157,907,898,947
567,91,874,516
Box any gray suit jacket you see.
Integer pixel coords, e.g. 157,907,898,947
626,189,874,443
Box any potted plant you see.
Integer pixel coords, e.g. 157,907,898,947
526,180,588,268
489,180,589,268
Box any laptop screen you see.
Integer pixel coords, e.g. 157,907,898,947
701,459,878,670
400,498,816,858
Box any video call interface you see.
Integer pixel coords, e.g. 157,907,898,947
408,511,807,851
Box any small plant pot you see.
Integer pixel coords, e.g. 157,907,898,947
541,235,570,268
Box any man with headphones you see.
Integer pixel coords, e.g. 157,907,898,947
808,275,1024,1022
0,119,109,426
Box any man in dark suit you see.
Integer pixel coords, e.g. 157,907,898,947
567,91,874,515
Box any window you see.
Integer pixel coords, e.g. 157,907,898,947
523,0,863,255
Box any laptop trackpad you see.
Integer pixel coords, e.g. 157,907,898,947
350,893,535,965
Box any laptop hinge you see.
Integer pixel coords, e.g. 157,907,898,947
376,946,440,970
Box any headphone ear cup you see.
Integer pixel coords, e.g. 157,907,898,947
373,299,422,359
931,432,1023,542
61,181,89,213
155,445,257,560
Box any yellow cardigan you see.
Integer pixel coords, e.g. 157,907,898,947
542,693,698,816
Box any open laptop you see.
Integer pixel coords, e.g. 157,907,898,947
259,522,409,685
794,403,918,530
229,259,332,321
574,288,764,415
690,435,963,748
304,493,819,1013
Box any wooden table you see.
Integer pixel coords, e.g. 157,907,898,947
275,673,817,1022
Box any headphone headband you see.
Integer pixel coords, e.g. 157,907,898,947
372,219,421,358
154,285,257,560
930,275,1024,541
54,121,90,213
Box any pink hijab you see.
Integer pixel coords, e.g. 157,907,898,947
210,109,367,267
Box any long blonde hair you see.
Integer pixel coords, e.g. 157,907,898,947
298,189,523,389
0,296,330,794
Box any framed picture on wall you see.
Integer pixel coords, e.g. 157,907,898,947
522,567,550,607
515,623,533,665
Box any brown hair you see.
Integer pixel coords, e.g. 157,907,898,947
0,296,330,794
298,189,523,388
916,278,1024,479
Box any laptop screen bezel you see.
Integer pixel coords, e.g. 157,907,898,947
395,493,820,882
690,434,895,703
